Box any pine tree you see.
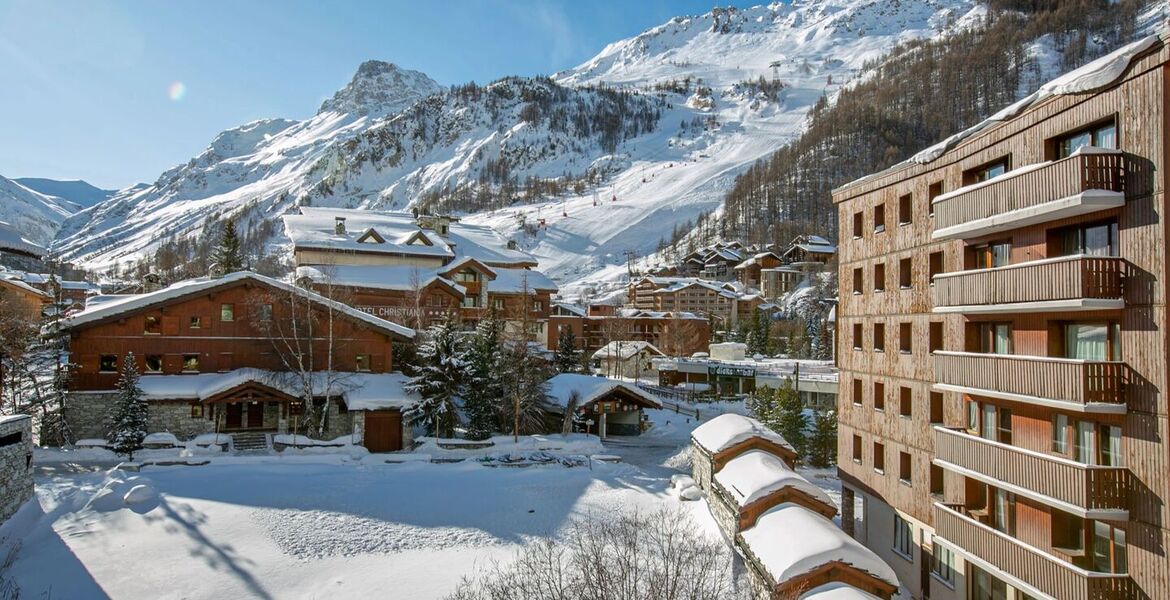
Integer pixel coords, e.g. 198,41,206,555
463,314,503,440
554,327,582,373
107,353,148,460
499,343,551,441
808,409,838,468
774,378,808,459
405,318,466,438
746,385,779,427
211,220,245,273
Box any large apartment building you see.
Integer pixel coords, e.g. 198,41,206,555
832,34,1168,600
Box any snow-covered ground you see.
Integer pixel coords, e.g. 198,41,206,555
2,403,840,600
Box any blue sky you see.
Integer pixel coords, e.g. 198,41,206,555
0,0,760,190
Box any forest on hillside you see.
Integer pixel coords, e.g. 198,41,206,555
718,0,1153,247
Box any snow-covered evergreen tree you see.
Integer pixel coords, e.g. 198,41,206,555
808,409,838,468
774,377,807,459
405,319,466,438
210,220,245,273
462,314,503,440
553,327,582,373
107,353,148,460
499,343,551,441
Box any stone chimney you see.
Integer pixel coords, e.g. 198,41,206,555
335,216,347,235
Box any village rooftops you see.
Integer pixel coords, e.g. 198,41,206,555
296,265,467,294
284,207,537,268
591,341,664,360
691,413,796,456
64,271,415,340
0,221,46,259
714,450,836,510
739,503,899,590
544,373,662,410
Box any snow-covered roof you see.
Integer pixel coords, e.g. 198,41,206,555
691,413,796,455
714,450,836,510
107,368,419,410
799,583,885,600
552,302,587,317
734,252,781,270
296,264,466,296
790,243,837,255
841,34,1162,189
544,373,661,409
63,271,415,340
9,272,100,292
0,414,30,426
486,267,558,293
0,221,46,258
285,207,537,267
740,503,898,588
591,340,665,360
0,275,50,299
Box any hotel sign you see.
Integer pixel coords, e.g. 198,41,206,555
709,365,755,378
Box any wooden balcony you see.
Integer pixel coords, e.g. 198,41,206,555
934,427,1128,518
933,255,1124,313
934,503,1135,600
933,351,1125,413
933,149,1125,240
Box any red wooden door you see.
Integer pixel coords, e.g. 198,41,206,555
225,403,243,429
363,410,402,452
246,401,264,429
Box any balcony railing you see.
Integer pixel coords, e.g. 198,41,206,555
934,503,1135,600
933,150,1125,239
934,427,1128,515
933,255,1124,311
933,351,1125,410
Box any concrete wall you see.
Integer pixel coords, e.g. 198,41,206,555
0,415,33,523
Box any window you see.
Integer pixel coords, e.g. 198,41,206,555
493,298,506,310
979,403,1011,443
355,354,370,372
182,354,200,373
1076,420,1096,463
873,323,885,352
997,406,1013,444
928,181,943,217
145,355,163,373
965,157,1010,184
852,378,863,406
336,398,349,415
258,303,273,321
992,488,1016,535
898,257,912,289
462,296,481,308
1055,120,1117,159
974,322,1012,354
852,434,863,463
189,316,202,329
874,204,886,233
455,269,479,283
899,451,912,484
853,324,863,350
852,268,863,295
99,354,118,372
144,315,161,335
972,241,1011,269
931,537,955,585
893,513,913,558
873,442,885,472
1056,219,1119,257
1052,414,1070,453
874,381,885,412
190,403,204,418
1093,521,1128,573
928,251,944,284
899,387,912,418
967,400,979,434
930,392,944,424
1052,511,1085,553
930,465,945,497
1064,322,1121,361
852,212,863,238
1100,424,1122,467
532,300,543,312
929,322,943,353
874,263,886,292
220,303,234,322
898,193,913,225
899,322,912,354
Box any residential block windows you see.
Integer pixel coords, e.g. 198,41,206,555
873,442,886,472
898,193,912,225
852,378,863,406
853,324,863,350
853,212,864,238
874,203,886,233
182,354,200,373
899,451,912,484
893,513,912,557
852,267,863,295
930,464,945,497
356,354,371,372
931,536,955,584
1055,219,1119,257
874,381,885,412
969,400,1013,444
928,181,943,217
1054,119,1117,159
899,386,912,418
973,322,1012,355
930,392,944,424
1052,414,1070,453
898,322,912,354
929,321,943,353
144,315,161,335
189,316,202,329
873,323,885,352
964,156,1010,184
874,263,886,292
493,298,506,310
971,240,1011,269
898,257,912,289
220,303,235,322
99,355,118,372
145,355,163,373
853,434,863,463
532,300,544,312
928,251,944,284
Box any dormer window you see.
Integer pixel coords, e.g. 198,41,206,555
405,231,433,246
356,228,385,244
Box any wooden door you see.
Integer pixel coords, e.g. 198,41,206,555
225,403,243,429
363,410,402,452
246,401,264,429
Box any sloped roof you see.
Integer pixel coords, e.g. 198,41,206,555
715,450,836,510
544,373,661,409
592,340,665,360
691,413,795,455
0,221,46,258
486,267,558,293
63,271,415,340
296,265,466,296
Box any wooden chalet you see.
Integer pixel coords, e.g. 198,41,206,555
544,373,662,438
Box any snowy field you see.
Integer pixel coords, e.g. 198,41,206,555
0,404,840,600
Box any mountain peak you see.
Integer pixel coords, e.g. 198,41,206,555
318,61,443,118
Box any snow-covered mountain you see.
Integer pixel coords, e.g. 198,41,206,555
0,175,80,245
54,0,983,288
13,178,115,209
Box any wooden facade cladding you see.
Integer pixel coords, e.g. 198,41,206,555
932,150,1125,237
934,503,1135,600
933,255,1125,311
934,426,1129,516
933,351,1126,409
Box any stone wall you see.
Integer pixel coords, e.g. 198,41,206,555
65,392,217,441
691,445,714,491
708,483,740,539
0,415,33,523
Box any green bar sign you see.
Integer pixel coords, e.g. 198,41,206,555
708,365,755,378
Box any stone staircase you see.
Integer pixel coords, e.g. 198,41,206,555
231,432,271,453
